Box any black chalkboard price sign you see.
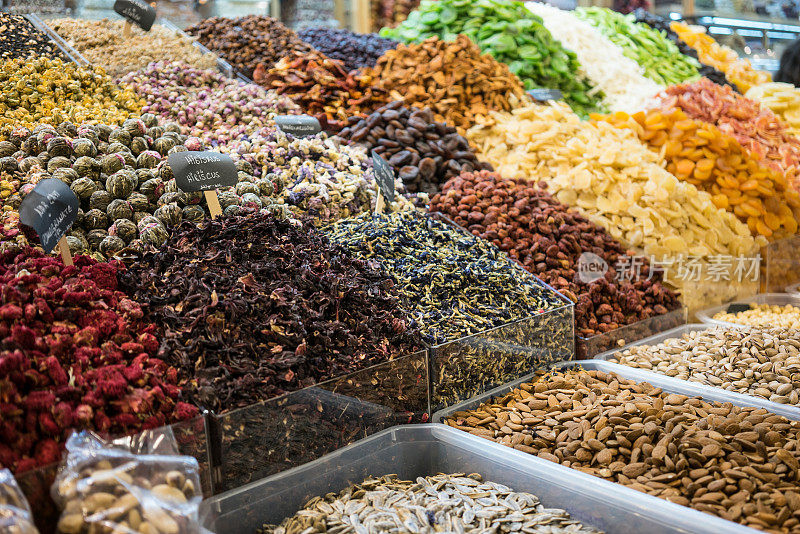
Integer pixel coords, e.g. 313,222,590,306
168,151,238,218
726,303,752,314
528,88,563,102
371,150,396,203
114,0,156,32
19,178,79,263
274,115,322,137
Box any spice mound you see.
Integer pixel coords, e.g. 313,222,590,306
253,50,382,131
0,57,142,139
365,35,526,134
430,171,681,337
119,212,425,413
0,248,198,474
445,368,800,533
711,303,800,329
297,28,397,72
49,18,218,77
260,473,604,533
220,126,413,224
337,101,491,196
120,61,299,145
0,13,67,61
324,210,565,344
185,15,314,78
610,326,800,405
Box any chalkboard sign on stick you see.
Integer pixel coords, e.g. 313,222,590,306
371,150,395,215
168,151,238,218
114,0,156,32
528,88,563,102
275,115,322,137
19,178,79,264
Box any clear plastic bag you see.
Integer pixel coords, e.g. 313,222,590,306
0,469,38,534
52,431,202,534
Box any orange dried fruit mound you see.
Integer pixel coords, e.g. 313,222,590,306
596,108,800,240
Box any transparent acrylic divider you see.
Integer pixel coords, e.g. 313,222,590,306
576,306,687,359
159,18,237,78
667,276,761,319
200,424,759,534
209,349,430,493
695,292,800,328
13,413,210,534
429,303,574,414
764,235,800,292
25,14,90,66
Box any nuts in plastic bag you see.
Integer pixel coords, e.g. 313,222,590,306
51,431,202,534
0,469,38,534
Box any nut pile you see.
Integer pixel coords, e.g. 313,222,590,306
0,13,66,61
0,248,198,474
119,212,425,412
185,16,314,78
48,19,218,78
53,433,201,534
365,35,526,134
324,210,565,344
445,368,800,533
261,473,604,534
467,102,762,260
120,61,299,145
253,50,383,131
610,326,800,405
0,57,142,139
1,118,280,259
597,108,800,240
296,28,397,72
430,171,681,337
221,126,413,224
712,303,800,329
661,78,800,189
337,101,491,196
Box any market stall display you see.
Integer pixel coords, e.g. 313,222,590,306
380,0,605,116
608,325,800,405
46,19,218,78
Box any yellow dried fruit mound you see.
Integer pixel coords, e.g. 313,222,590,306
596,108,800,241
466,101,763,260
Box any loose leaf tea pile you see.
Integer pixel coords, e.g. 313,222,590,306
0,248,198,474
119,212,425,412
324,210,565,344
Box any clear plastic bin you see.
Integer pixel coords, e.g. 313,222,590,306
763,235,800,293
787,282,800,296
576,306,687,359
594,323,713,361
695,292,800,328
160,19,237,78
24,14,90,66
200,424,758,534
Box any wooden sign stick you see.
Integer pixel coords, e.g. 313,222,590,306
123,19,133,38
374,191,386,215
58,236,73,266
204,190,223,218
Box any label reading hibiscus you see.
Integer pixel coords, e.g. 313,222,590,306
19,178,79,253
168,151,238,193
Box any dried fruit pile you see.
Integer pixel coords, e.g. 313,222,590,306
661,78,800,191
0,248,198,474
119,212,425,412
337,101,491,196
120,61,299,145
747,82,800,138
671,21,771,93
253,50,383,131
365,35,526,134
597,108,800,240
429,170,681,337
380,0,605,116
445,368,800,533
185,15,314,78
296,28,398,71
575,8,700,86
